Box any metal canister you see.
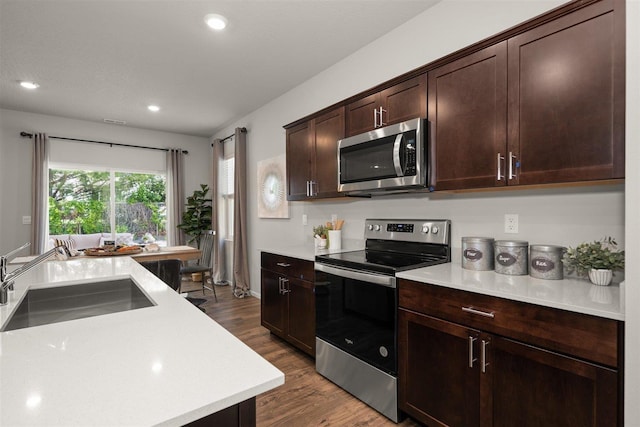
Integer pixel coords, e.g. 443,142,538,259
529,245,566,280
494,240,529,275
461,237,494,271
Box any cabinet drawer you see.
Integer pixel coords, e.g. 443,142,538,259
398,279,620,368
261,252,314,281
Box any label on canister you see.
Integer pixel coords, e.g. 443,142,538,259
463,248,483,261
497,252,517,266
531,257,555,272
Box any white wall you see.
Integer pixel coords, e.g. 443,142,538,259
0,108,211,254
214,0,635,422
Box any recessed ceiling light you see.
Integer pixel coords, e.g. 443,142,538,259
20,81,39,90
204,14,227,30
147,105,160,112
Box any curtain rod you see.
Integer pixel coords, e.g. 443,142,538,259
211,127,247,146
20,132,189,155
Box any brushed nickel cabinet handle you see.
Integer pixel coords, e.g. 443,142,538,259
497,153,505,181
373,108,378,128
481,339,490,373
276,262,291,268
462,306,495,318
468,336,477,368
281,278,290,293
508,151,517,180
379,106,387,127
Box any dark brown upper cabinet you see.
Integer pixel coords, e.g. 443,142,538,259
429,42,508,191
346,75,427,137
507,0,624,186
430,0,624,191
286,107,345,201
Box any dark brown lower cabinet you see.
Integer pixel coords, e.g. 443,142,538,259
186,397,256,427
260,252,315,356
398,279,621,427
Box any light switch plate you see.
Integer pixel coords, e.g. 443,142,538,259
302,214,308,225
22,216,32,225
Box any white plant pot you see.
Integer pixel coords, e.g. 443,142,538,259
588,268,613,286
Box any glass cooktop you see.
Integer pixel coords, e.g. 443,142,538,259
316,249,448,276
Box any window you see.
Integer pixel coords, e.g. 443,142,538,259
48,167,167,245
220,140,235,240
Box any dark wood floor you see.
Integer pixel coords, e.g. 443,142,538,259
181,281,421,427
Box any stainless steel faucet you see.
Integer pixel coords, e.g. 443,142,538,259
0,243,70,305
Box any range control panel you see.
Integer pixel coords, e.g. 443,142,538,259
364,219,451,245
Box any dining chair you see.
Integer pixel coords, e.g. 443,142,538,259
180,230,217,301
139,259,207,312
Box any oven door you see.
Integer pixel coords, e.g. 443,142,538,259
315,263,397,375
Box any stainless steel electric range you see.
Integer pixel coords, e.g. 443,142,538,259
314,219,451,422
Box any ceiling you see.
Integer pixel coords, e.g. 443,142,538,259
0,0,439,138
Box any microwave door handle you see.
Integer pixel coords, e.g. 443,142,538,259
392,134,405,176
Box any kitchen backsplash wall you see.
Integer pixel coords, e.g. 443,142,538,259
298,184,625,250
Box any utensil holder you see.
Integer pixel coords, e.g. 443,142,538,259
328,230,342,250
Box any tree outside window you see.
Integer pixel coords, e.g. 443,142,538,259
49,168,167,244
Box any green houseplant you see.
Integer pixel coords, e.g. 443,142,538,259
177,184,213,249
563,237,625,286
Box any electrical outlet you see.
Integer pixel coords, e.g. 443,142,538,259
504,214,519,234
22,216,32,225
331,214,338,225
302,214,308,225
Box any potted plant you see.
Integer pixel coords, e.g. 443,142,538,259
563,237,625,286
313,225,328,249
178,184,212,279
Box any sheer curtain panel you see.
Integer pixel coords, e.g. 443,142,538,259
166,149,185,246
31,133,49,254
211,138,225,284
232,128,251,298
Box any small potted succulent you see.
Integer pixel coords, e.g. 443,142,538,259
313,225,328,249
563,237,625,286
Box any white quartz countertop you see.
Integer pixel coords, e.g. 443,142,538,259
397,258,624,321
0,257,284,426
259,239,365,261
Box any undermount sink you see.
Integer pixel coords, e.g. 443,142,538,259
1,278,155,332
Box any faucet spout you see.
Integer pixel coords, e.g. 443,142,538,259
0,244,70,305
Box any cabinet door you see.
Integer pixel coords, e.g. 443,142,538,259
398,308,480,427
285,278,315,356
507,0,624,185
345,93,379,137
490,336,618,427
428,42,507,190
286,121,313,200
312,107,345,199
260,269,286,336
381,75,427,127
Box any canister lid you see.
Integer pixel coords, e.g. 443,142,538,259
495,240,528,247
462,237,494,243
530,244,566,253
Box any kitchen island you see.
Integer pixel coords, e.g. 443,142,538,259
0,257,284,426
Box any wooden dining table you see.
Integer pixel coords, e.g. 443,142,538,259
9,245,202,265
130,245,201,263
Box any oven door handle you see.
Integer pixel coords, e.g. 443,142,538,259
315,263,396,288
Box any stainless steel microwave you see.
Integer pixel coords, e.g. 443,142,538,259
338,118,427,194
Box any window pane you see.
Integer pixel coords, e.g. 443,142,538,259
115,172,167,246
48,169,110,235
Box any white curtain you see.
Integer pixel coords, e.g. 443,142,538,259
31,133,49,254
211,138,225,283
166,149,185,246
